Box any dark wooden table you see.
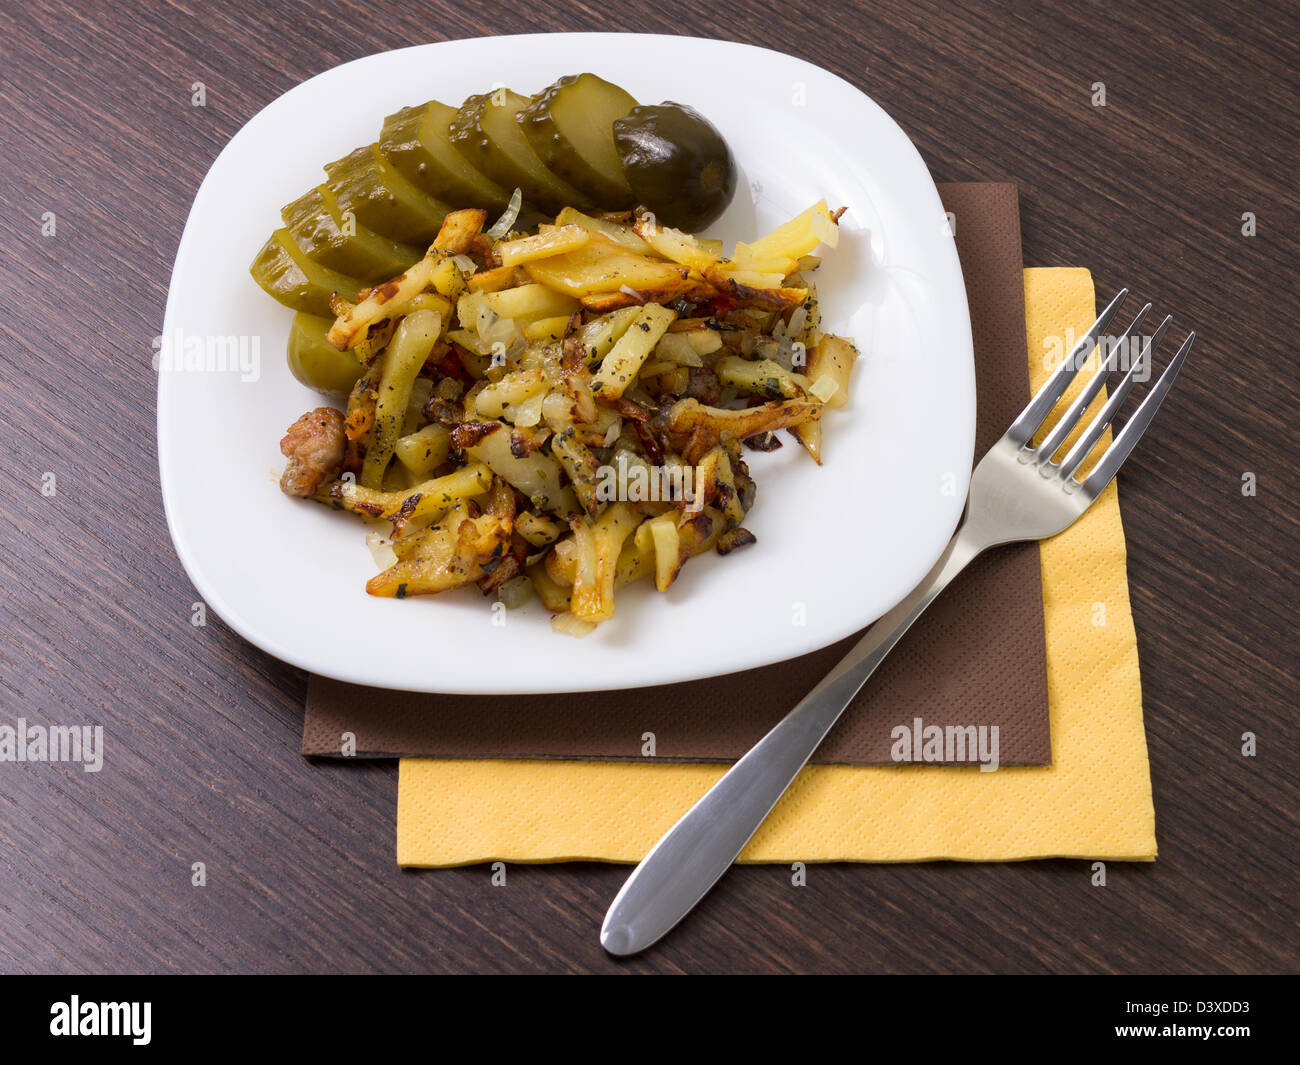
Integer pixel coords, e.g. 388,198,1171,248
1,0,1295,974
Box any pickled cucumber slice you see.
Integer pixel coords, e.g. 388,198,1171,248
325,144,450,244
381,100,514,210
283,185,422,282
520,74,636,207
449,90,592,216
287,311,364,397
250,228,361,317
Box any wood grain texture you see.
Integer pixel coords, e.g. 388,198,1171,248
0,0,1295,974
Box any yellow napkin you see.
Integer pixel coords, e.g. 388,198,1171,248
398,268,1157,865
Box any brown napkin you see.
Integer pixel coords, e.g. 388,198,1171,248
302,183,1051,765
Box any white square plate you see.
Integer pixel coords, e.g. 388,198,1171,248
158,33,974,694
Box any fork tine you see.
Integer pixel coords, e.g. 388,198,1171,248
1008,287,1129,445
1078,330,1195,497
1058,314,1172,478
1034,304,1152,466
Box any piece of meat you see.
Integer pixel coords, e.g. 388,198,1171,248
279,407,345,498
684,366,722,405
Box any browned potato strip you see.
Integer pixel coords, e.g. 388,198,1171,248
499,224,591,266
667,397,823,440
569,503,640,622
321,462,491,529
702,266,809,312
791,420,822,464
716,526,757,554
524,239,688,298
544,534,579,587
550,428,604,516
634,512,680,592
328,256,442,350
661,506,726,588
692,446,746,524
432,208,489,255
631,215,719,273
528,527,653,613
467,264,520,293
591,303,676,399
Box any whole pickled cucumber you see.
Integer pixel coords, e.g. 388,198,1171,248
250,229,361,317
613,103,737,230
519,74,637,208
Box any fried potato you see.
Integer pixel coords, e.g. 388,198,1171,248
569,502,640,622
735,200,840,263
791,420,822,465
275,192,857,627
431,208,489,255
667,396,823,440
805,333,858,408
632,215,720,273
635,511,680,592
523,239,688,298
465,423,579,516
554,207,653,254
499,224,592,266
328,256,444,350
550,428,604,516
467,264,521,293
572,306,642,365
714,355,811,400
393,423,452,480
366,503,510,598
591,303,677,399
360,309,442,488
516,510,566,547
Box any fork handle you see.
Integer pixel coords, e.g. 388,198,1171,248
600,524,984,956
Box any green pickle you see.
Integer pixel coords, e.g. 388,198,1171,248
249,228,361,317
520,74,637,208
613,102,737,231
325,144,450,244
282,185,422,282
286,311,364,397
449,90,592,216
380,101,515,210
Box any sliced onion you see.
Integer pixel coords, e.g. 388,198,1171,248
365,531,397,570
551,612,597,638
479,313,520,350
485,188,523,239
541,390,574,430
602,417,623,448
451,254,477,275
809,376,839,403
497,576,534,610
786,304,808,338
512,390,546,428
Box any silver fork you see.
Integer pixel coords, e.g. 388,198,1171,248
601,289,1194,956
